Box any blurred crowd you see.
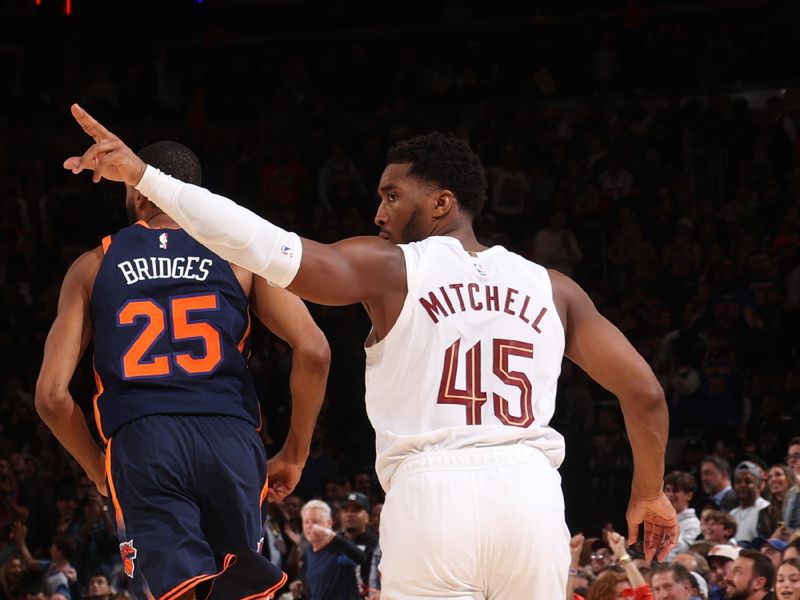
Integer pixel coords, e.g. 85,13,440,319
1,1,799,598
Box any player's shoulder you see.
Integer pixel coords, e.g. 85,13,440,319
68,245,105,275
61,245,104,295
333,235,405,264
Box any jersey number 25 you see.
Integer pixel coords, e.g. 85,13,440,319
116,292,222,379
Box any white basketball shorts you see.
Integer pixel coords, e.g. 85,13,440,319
378,444,570,599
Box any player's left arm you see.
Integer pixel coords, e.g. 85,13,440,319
35,248,107,495
549,269,677,560
250,276,330,500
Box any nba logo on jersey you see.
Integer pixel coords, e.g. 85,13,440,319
280,244,293,257
158,232,168,250
120,540,137,578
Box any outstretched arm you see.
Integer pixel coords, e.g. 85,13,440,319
35,248,107,495
251,277,331,501
64,104,405,310
550,270,678,561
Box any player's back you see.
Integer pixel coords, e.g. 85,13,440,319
365,236,566,490
91,221,258,442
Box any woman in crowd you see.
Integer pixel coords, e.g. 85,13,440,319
775,558,800,600
0,557,27,600
760,465,797,538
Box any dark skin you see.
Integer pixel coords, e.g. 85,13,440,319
65,103,679,561
39,138,330,506
37,186,330,600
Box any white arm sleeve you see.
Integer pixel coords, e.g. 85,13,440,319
136,166,302,287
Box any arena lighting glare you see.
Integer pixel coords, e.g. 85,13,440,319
37,0,72,15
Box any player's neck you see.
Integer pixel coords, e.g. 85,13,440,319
436,224,487,253
142,212,180,229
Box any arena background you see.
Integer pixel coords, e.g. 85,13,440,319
0,0,798,595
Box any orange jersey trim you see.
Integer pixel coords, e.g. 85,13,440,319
161,553,236,600
105,439,126,533
135,219,152,229
237,312,252,354
260,477,269,507
239,572,288,600
92,363,108,445
101,235,112,254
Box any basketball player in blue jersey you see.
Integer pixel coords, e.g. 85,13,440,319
67,105,679,600
38,139,330,600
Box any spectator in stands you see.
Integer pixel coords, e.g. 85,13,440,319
300,499,365,600
788,440,800,481
11,523,77,599
700,456,737,512
672,550,710,584
50,486,80,539
0,459,29,536
730,462,771,544
339,492,378,596
785,438,800,531
75,489,117,585
532,211,582,277
85,571,113,599
607,531,652,599
664,471,701,560
317,144,367,215
723,548,774,600
0,556,27,600
701,510,738,545
775,558,800,600
784,539,800,561
707,544,739,600
598,155,633,202
23,582,48,600
650,563,694,600
751,537,788,570
589,539,614,576
487,145,531,239
761,464,797,539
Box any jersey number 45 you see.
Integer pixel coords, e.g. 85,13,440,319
438,338,534,428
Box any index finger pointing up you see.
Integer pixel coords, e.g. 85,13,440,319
71,103,116,143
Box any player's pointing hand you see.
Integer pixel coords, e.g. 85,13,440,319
63,104,147,187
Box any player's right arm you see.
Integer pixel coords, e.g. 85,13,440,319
35,247,107,495
549,269,678,561
64,104,405,311
250,276,331,501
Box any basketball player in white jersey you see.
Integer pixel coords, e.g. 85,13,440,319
66,103,679,600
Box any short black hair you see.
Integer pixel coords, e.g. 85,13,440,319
52,535,77,561
386,132,487,217
739,548,775,589
89,570,110,583
137,141,201,186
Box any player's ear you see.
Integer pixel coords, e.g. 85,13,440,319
432,190,455,218
134,191,152,212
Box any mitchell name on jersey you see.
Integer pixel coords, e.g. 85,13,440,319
117,256,213,285
418,283,548,332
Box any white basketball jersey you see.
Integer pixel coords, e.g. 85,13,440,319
365,236,566,491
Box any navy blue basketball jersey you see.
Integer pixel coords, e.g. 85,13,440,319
91,221,260,442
